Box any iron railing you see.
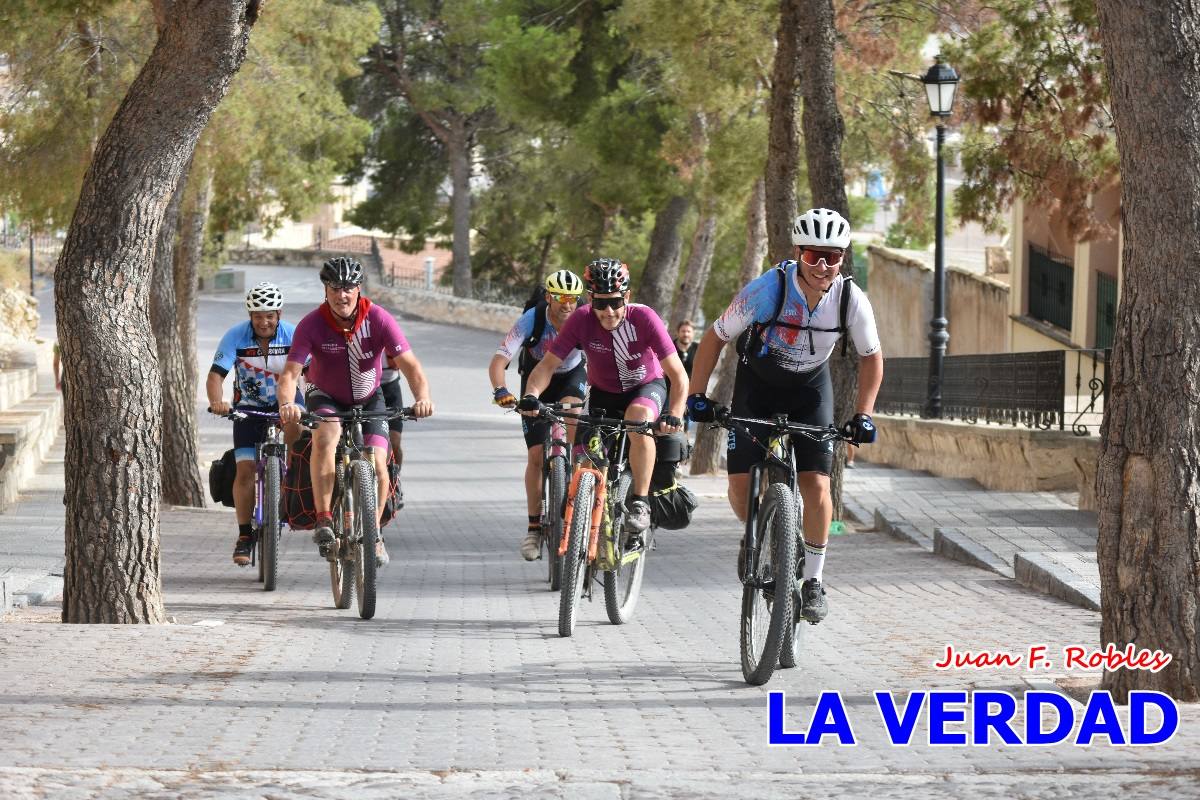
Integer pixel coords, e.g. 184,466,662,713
875,348,1110,435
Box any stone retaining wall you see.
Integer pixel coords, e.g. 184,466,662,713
863,414,1099,510
368,281,519,335
0,287,39,341
225,248,364,268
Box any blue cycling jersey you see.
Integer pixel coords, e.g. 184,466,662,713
211,320,300,408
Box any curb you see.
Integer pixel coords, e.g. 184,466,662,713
873,506,933,551
858,501,1100,613
1014,551,1101,611
933,527,1013,578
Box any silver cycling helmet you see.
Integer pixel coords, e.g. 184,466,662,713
245,281,284,312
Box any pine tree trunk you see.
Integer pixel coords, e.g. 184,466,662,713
797,0,855,520
1094,0,1200,701
637,194,690,316
53,1,257,624
152,167,205,508
447,119,474,298
175,161,213,408
765,0,801,263
669,207,718,328
692,179,767,475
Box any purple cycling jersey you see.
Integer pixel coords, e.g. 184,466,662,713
287,298,411,405
549,303,676,393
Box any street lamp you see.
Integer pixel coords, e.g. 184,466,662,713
921,56,959,418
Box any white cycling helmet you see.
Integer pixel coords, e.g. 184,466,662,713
791,207,851,249
245,282,284,312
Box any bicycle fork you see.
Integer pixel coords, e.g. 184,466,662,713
560,466,606,562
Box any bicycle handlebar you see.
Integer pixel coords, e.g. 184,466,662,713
719,412,850,444
210,406,420,428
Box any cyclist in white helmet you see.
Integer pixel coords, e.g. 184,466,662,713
489,269,587,560
686,208,884,624
207,281,304,566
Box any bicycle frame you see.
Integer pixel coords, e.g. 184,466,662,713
556,411,647,566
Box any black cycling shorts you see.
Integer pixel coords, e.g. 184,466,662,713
585,378,668,421
522,361,588,449
726,360,834,476
381,377,404,434
305,386,390,449
232,404,283,462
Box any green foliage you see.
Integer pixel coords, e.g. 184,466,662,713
0,250,28,291
941,0,1117,239
0,1,377,237
847,195,878,230
0,3,150,227
206,0,381,234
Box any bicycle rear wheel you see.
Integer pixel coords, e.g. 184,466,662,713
558,471,595,637
740,482,797,685
352,460,379,620
330,493,354,610
545,455,567,592
262,456,281,592
603,473,644,625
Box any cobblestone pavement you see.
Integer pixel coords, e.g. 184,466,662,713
2,268,1197,798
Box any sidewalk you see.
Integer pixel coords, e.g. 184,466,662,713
843,461,1101,611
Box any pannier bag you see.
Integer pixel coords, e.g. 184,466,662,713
648,432,698,530
284,431,401,530
208,449,237,508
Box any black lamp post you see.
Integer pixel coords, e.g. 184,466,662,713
921,56,959,418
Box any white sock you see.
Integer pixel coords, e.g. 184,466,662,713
802,540,826,582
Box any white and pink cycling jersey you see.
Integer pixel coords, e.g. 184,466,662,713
549,303,676,394
495,305,583,373
287,298,410,405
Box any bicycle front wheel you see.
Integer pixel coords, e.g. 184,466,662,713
603,472,644,625
545,455,567,592
740,482,797,686
779,495,806,669
558,471,595,638
262,456,282,592
352,460,380,620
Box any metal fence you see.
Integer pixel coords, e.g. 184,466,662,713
875,347,1110,435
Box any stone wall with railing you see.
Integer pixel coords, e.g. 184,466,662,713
862,414,1099,510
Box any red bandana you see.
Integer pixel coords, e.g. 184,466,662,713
320,296,373,340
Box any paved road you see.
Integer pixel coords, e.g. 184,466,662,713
2,267,1198,798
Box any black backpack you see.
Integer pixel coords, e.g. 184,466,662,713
517,286,548,377
740,265,856,366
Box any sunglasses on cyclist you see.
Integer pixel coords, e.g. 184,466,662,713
590,295,626,311
548,292,580,305
800,249,845,269
327,282,359,292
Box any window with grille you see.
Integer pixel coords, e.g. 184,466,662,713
1095,272,1117,349
1028,244,1073,331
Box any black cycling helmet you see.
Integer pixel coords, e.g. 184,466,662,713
583,258,631,294
320,256,364,286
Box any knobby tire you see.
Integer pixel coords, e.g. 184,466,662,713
262,456,281,592
546,455,567,592
558,471,595,637
353,460,379,620
740,483,797,685
603,472,644,625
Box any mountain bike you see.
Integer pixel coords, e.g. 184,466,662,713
711,410,852,685
212,408,295,592
534,400,583,592
313,405,417,620
548,407,654,637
